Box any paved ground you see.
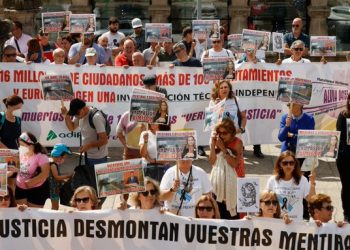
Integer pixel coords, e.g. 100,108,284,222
48,144,343,221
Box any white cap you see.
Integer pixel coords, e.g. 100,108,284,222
131,18,142,29
85,47,97,57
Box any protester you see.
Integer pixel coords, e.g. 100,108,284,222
38,28,56,61
200,33,233,62
336,92,350,222
49,143,73,210
143,42,158,65
281,40,310,64
257,190,281,219
153,100,169,124
284,18,310,56
2,45,20,62
101,17,125,49
60,35,73,64
70,186,99,211
160,159,212,217
142,74,167,96
26,38,43,63
266,151,316,221
170,42,202,67
181,136,197,159
195,195,220,219
128,177,161,210
97,36,113,65
181,27,195,58
15,132,50,208
51,48,66,65
0,187,16,208
209,119,244,219
130,18,149,52
4,21,32,57
131,52,146,67
83,47,104,66
152,40,176,63
115,37,136,66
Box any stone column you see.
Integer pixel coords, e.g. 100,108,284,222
3,9,41,35
148,0,171,23
308,0,330,35
70,0,92,14
229,0,250,34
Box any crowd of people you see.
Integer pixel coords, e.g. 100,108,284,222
0,16,349,232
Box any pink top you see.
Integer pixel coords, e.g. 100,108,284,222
16,153,49,189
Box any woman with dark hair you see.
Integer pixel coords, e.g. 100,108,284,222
153,100,169,124
60,35,73,64
70,185,99,211
209,119,244,219
336,93,350,222
195,195,220,219
26,38,43,63
223,60,235,80
181,136,197,159
266,151,316,221
15,132,50,208
128,177,161,210
0,187,17,208
323,135,338,158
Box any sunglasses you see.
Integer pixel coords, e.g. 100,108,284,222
0,196,9,202
141,189,157,197
217,130,229,136
322,205,334,211
292,24,299,28
261,200,278,206
246,48,255,53
74,197,90,203
4,53,17,57
212,40,221,44
281,160,295,166
292,48,303,51
197,206,213,212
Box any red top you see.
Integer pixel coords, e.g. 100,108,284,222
115,53,132,66
227,137,245,177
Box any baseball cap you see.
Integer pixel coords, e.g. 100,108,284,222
131,18,142,29
85,47,97,57
67,98,86,116
142,74,157,86
51,143,72,157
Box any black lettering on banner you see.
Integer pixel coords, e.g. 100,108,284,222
218,226,228,244
344,235,350,249
297,233,307,250
57,220,67,237
150,221,158,239
262,229,272,246
319,234,327,249
169,223,178,242
86,220,95,238
279,231,297,249
328,233,333,249
197,225,206,243
138,221,148,239
251,228,261,246
12,219,21,238
208,225,217,244
22,219,30,237
126,221,136,238
108,220,124,238
335,234,343,250
0,220,9,237
38,220,48,237
185,224,195,242
96,220,106,238
32,219,37,237
307,233,318,250
74,219,84,236
240,228,250,246
158,222,168,241
230,227,239,246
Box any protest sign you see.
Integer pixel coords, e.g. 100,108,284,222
70,14,96,33
204,99,225,131
237,178,259,213
192,20,220,40
272,32,284,53
301,157,319,172
0,163,7,195
129,87,168,124
1,208,350,250
40,74,74,101
42,11,71,33
145,23,172,43
242,29,270,51
277,77,312,105
227,34,243,55
310,36,336,57
202,57,234,81
296,130,341,158
0,149,19,172
156,131,197,160
94,158,145,197
347,119,350,145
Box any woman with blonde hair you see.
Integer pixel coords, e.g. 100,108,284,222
70,185,99,211
258,190,281,218
128,177,160,210
195,195,220,219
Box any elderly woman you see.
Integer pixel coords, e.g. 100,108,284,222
281,40,310,64
266,151,316,221
128,177,160,210
195,195,220,219
70,186,99,211
209,119,244,220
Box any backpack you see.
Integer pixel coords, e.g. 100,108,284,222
88,108,111,136
0,111,21,131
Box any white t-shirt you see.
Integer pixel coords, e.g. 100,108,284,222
101,31,125,48
5,33,32,56
201,48,233,62
282,57,311,64
266,175,309,221
160,165,212,217
139,130,157,161
143,47,158,65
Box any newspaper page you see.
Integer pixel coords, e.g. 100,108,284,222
272,32,284,53
277,77,312,105
145,23,172,43
192,20,220,40
70,14,96,33
202,57,234,81
227,34,244,55
40,74,74,101
156,131,198,161
94,159,146,197
0,163,7,196
242,29,270,51
0,149,20,172
204,99,225,132
310,36,336,57
296,130,341,159
42,11,71,33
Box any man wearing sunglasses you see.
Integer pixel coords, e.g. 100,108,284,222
2,45,22,63
281,40,310,64
170,42,202,67
200,33,233,63
283,18,310,56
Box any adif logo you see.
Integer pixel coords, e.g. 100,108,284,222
47,130,58,141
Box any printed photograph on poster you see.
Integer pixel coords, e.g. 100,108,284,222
227,34,244,55
145,23,172,43
277,77,312,105
203,57,235,81
40,74,74,101
70,14,96,33
156,131,197,161
204,99,225,132
296,130,341,159
94,158,146,197
237,178,259,213
129,87,168,124
192,20,220,40
272,32,284,53
42,11,71,33
310,36,336,57
347,119,350,145
242,29,270,51
0,163,7,196
0,149,19,172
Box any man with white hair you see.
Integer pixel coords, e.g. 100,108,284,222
51,48,66,65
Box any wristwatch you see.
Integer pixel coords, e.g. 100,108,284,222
240,127,245,134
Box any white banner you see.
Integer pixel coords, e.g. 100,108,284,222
0,62,348,146
1,208,350,250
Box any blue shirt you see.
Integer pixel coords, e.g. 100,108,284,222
68,42,107,64
283,32,310,49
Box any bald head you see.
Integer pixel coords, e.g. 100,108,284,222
123,39,135,57
292,18,303,35
132,52,145,66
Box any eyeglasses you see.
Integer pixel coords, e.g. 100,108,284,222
197,206,214,212
174,49,182,54
212,40,221,44
74,197,90,203
141,189,157,197
292,24,299,28
4,53,17,57
246,48,254,53
217,130,229,136
0,196,9,202
322,205,334,211
292,48,303,51
261,200,278,206
281,160,295,166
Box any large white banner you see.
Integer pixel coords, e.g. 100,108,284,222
0,208,349,250
0,62,348,146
